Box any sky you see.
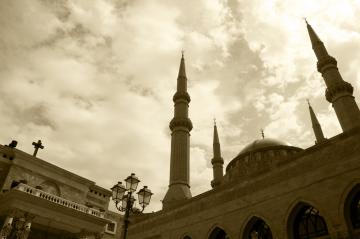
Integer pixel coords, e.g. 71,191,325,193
1,0,360,212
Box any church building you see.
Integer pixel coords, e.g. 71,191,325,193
126,22,360,239
0,140,122,238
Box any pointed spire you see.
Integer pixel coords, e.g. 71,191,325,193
305,19,322,46
307,100,326,144
178,51,186,78
305,20,329,61
213,118,220,145
177,51,187,92
211,119,224,188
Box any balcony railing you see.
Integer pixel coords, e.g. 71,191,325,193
12,183,105,218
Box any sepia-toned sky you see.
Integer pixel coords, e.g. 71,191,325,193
1,0,360,212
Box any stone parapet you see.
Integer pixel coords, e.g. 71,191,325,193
9,183,105,219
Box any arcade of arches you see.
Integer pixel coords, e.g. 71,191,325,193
179,185,360,239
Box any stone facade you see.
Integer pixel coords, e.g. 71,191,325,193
127,128,360,239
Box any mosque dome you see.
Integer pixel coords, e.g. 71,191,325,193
224,138,303,180
238,138,288,155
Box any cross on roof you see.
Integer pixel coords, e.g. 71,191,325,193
32,140,44,157
261,129,265,139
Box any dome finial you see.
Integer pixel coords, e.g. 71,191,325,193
261,129,265,139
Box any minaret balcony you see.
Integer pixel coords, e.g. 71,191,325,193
317,55,337,72
173,91,191,102
325,81,354,102
169,117,193,131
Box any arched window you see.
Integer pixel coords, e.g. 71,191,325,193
209,227,229,239
350,191,360,228
293,206,328,239
248,219,272,239
243,217,273,239
183,236,192,239
39,181,61,196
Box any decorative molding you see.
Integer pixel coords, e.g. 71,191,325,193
169,118,193,131
317,55,337,72
325,82,354,103
173,91,191,102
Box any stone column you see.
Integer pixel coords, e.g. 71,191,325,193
15,213,35,239
0,215,14,239
17,221,31,239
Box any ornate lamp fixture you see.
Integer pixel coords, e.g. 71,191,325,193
111,173,153,239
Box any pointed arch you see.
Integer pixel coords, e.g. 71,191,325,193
179,232,193,239
342,182,360,233
207,225,230,239
241,216,273,239
286,200,329,239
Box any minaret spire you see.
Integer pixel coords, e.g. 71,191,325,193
177,51,187,91
307,100,326,144
211,119,224,188
306,21,360,131
163,53,193,209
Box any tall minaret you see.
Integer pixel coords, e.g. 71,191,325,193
306,21,360,131
211,120,224,188
163,53,193,209
307,100,326,144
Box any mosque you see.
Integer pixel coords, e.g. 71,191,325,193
126,22,360,239
0,21,360,239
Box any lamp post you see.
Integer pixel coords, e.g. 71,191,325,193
111,173,153,239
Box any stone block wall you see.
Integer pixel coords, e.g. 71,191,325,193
127,130,360,239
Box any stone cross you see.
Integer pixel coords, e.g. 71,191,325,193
32,140,44,157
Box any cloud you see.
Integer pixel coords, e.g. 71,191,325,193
0,0,359,212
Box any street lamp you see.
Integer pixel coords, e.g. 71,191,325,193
111,173,153,239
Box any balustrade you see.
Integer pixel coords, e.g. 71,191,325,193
13,183,105,218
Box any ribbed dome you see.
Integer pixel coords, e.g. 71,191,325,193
225,137,303,175
238,138,288,155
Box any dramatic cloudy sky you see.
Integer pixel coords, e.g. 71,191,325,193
1,0,360,212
